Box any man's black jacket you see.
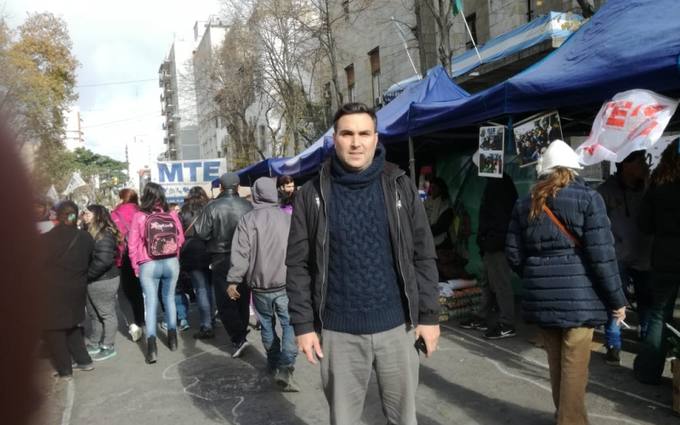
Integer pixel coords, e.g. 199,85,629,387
194,189,253,255
477,173,518,254
285,158,440,336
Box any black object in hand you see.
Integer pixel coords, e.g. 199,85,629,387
414,336,428,355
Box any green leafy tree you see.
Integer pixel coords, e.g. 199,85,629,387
0,12,79,148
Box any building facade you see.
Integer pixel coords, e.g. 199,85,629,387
327,0,604,108
192,18,229,163
62,106,85,152
159,37,200,161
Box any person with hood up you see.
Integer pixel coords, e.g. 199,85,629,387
506,140,627,425
227,177,299,391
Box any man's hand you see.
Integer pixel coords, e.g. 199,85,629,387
415,324,440,358
612,306,626,325
227,284,240,300
296,332,324,365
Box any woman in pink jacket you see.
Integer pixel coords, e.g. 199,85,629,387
127,182,184,364
111,188,145,342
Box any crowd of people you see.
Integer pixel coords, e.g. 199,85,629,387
38,174,298,374
34,102,680,425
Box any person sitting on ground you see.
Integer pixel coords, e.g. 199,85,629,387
82,204,122,362
42,201,96,378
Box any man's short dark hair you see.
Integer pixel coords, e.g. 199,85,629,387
333,102,377,132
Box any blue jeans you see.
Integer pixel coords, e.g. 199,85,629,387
634,272,680,384
605,265,651,349
191,269,214,329
140,258,179,338
175,293,189,322
252,290,297,370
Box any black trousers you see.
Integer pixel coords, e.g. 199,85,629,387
119,254,145,326
211,254,251,344
44,327,92,376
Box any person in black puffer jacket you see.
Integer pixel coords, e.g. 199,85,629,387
181,187,213,339
506,140,626,425
634,138,680,385
82,205,121,362
43,201,95,377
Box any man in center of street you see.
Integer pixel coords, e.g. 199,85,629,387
286,102,441,425
194,173,253,357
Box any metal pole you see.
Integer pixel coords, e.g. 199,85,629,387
408,136,416,184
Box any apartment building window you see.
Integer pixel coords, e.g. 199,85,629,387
369,47,381,107
465,13,477,50
345,64,355,102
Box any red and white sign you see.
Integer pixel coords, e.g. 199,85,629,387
576,89,679,165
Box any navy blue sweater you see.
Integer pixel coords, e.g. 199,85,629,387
323,148,405,334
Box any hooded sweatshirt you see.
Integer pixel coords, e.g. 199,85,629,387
227,177,291,292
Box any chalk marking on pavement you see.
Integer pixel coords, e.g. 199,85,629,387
231,396,245,425
590,414,643,425
161,344,229,401
441,324,672,411
487,359,643,425
60,378,75,425
486,358,552,392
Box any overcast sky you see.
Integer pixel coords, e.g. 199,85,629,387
4,0,222,162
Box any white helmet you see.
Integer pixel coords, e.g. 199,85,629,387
536,139,583,176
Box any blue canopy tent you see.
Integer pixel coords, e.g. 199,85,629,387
382,12,581,103
236,65,470,182
379,65,469,143
408,0,680,137
269,132,334,178
225,158,274,187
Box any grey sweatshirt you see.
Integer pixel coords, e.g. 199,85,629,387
227,177,291,291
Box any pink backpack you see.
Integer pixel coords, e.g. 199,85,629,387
144,212,179,259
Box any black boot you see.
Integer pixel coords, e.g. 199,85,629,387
168,329,178,351
146,336,157,364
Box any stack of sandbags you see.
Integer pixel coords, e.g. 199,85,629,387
438,280,481,322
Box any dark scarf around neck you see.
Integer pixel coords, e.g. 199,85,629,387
331,144,385,189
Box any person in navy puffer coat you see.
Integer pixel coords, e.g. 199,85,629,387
506,140,627,425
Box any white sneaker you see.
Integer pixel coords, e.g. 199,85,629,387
129,324,143,342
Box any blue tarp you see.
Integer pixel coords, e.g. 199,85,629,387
381,12,581,102
234,159,273,186
379,65,469,143
408,0,680,136
236,65,469,181
450,11,581,78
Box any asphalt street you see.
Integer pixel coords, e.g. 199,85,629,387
37,313,678,425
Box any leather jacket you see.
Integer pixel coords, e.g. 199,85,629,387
285,158,440,335
194,189,253,255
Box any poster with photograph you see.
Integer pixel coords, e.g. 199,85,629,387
513,111,563,166
478,126,504,178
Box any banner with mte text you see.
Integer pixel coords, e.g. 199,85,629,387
153,159,226,203
576,89,679,165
